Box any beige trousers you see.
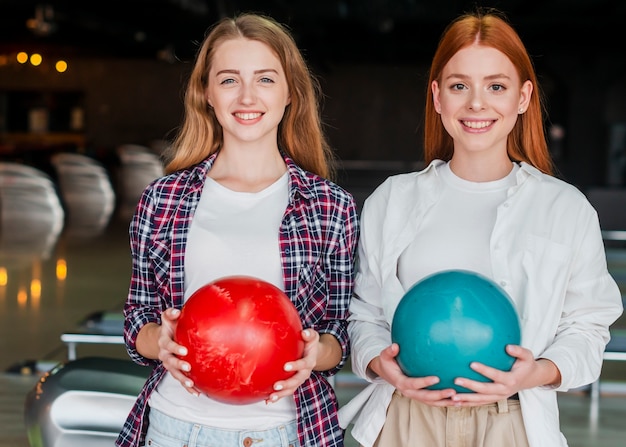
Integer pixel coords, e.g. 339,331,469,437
371,391,529,447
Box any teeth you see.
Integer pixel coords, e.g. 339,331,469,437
463,120,492,129
235,112,262,120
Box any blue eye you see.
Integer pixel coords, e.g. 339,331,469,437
260,77,274,83
451,83,466,91
491,84,505,92
220,78,235,85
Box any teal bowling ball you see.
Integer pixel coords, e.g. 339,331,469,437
391,269,521,393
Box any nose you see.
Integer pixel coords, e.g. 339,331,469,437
468,89,485,111
239,82,256,105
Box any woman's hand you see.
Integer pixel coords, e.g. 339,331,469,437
449,344,561,406
370,343,458,406
267,329,321,403
157,308,201,396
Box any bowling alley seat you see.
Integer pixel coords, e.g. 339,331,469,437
50,153,116,237
24,357,150,447
116,144,165,220
0,162,65,262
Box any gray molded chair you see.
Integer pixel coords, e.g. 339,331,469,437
0,162,64,265
50,153,116,237
24,357,150,447
116,144,164,220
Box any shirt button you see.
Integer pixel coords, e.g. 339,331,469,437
243,437,253,447
500,280,507,287
285,248,290,254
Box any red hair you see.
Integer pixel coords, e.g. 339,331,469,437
424,11,553,175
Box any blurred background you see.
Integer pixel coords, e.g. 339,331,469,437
0,1,625,446
0,0,625,187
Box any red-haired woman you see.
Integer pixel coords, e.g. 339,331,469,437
341,9,622,447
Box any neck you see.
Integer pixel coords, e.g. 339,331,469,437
209,146,287,192
449,153,513,182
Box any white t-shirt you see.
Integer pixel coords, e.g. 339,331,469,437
398,161,519,290
149,172,297,429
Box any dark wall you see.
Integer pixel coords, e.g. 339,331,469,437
0,58,187,149
0,43,625,191
533,42,626,190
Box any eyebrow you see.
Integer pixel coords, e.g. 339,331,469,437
215,68,280,76
445,73,512,81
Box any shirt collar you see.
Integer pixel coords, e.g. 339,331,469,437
190,151,317,202
424,159,544,185
284,155,316,202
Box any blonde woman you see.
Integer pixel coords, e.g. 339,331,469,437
117,13,359,447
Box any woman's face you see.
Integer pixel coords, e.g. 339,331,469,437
431,44,532,158
207,37,291,148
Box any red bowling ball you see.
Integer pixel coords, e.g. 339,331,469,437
175,276,304,404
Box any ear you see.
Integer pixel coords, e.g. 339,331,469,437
518,80,533,114
431,80,442,114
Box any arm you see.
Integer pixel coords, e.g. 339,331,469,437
123,186,162,367
348,182,459,404
269,188,359,401
539,204,623,390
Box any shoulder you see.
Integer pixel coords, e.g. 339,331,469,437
520,163,590,205
287,160,356,209
365,160,440,211
145,161,207,198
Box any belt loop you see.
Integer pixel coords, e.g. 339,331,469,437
497,399,509,414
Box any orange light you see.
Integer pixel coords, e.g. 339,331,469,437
17,287,28,307
17,52,28,63
30,53,42,66
0,268,7,286
31,279,41,299
56,259,67,281
55,60,67,72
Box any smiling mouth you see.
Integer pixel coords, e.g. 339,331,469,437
462,120,494,129
234,112,262,120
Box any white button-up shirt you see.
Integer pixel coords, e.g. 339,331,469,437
339,160,623,447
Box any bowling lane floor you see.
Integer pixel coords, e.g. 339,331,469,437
1,217,625,447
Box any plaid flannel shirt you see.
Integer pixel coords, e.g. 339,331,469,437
116,153,359,447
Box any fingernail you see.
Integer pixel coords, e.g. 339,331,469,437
171,309,180,316
182,363,190,371
284,364,293,371
303,329,310,337
185,380,193,388
179,347,187,356
274,384,283,391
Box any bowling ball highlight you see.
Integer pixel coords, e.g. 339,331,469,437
175,275,304,404
391,269,521,392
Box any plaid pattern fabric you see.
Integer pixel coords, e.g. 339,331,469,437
116,153,359,447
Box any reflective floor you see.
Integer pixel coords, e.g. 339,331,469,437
0,161,625,447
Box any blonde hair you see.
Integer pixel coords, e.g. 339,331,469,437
165,13,333,179
424,10,553,175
